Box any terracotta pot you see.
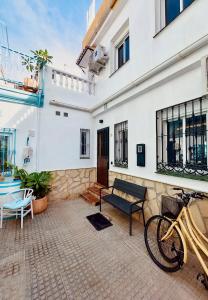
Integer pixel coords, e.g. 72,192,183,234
32,196,48,214
0,175,4,182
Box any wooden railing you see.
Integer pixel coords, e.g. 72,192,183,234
51,69,95,95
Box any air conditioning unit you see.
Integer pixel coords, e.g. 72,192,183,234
88,45,108,75
93,45,108,65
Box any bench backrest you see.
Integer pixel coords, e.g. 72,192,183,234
113,178,146,200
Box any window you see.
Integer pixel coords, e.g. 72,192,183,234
80,129,90,159
114,121,128,168
165,0,195,25
117,35,130,69
155,0,195,32
156,97,208,177
0,128,16,175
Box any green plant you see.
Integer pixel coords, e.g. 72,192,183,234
24,171,52,199
21,49,53,79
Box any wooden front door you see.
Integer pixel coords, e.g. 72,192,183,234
97,127,109,187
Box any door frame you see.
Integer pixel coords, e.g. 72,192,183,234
97,127,109,187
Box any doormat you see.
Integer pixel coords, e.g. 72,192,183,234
86,213,113,231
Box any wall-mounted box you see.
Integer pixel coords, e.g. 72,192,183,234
136,144,145,167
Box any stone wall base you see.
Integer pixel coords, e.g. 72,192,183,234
109,171,208,234
48,168,96,202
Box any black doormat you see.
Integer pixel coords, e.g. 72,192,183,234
86,213,113,231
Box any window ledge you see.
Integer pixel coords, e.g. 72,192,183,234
154,1,197,38
80,157,90,159
109,60,130,78
114,165,128,169
156,170,208,182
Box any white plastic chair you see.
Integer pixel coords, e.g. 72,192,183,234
0,188,34,229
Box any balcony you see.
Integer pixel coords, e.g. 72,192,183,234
0,46,43,107
51,68,95,95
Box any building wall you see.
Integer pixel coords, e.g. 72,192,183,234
37,67,96,172
94,54,208,193
0,102,39,173
92,0,208,103
48,167,96,201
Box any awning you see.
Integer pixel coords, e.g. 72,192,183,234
76,46,94,69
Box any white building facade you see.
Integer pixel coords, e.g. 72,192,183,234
1,0,208,230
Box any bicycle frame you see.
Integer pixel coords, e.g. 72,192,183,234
161,206,208,276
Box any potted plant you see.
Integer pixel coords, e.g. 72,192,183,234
0,172,4,182
22,49,53,92
24,171,52,214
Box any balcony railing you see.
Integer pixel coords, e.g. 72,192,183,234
51,68,95,95
0,46,39,94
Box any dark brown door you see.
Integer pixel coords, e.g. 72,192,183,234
97,127,109,187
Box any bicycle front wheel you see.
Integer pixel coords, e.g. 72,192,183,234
144,215,184,273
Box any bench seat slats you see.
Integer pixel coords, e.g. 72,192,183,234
102,194,142,214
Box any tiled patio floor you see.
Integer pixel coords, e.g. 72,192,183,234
0,199,207,300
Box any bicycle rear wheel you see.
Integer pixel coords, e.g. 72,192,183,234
144,215,184,272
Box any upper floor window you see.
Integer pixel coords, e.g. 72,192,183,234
114,121,128,168
155,0,195,33
117,35,130,69
156,97,208,178
165,0,195,25
80,129,90,159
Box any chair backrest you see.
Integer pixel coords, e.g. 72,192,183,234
113,178,146,200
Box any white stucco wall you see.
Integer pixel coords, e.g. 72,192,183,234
37,67,95,171
0,102,38,172
93,57,208,193
92,0,208,103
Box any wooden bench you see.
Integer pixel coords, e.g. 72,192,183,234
100,178,147,235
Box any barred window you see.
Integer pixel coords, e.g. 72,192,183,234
156,97,208,177
114,121,128,168
80,129,90,159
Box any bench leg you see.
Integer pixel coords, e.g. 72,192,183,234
142,206,145,227
129,214,132,236
99,198,102,212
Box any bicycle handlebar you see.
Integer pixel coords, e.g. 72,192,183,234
173,187,208,202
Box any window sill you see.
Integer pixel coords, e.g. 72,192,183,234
154,1,196,38
109,60,130,78
80,157,90,160
156,169,208,182
114,165,128,169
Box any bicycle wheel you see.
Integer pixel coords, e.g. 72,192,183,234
144,215,184,272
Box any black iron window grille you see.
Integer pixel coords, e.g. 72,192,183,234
114,121,128,168
156,97,208,177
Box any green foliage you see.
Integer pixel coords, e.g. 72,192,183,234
21,49,53,76
31,49,53,69
21,56,35,73
24,171,52,199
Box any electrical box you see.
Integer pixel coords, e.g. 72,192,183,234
136,144,145,167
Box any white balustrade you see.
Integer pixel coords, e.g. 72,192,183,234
51,68,95,95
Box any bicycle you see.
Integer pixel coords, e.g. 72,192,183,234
144,188,208,289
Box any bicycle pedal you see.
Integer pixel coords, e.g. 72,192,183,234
197,273,208,290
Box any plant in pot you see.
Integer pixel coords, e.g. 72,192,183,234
24,171,52,214
22,49,53,92
0,172,4,182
